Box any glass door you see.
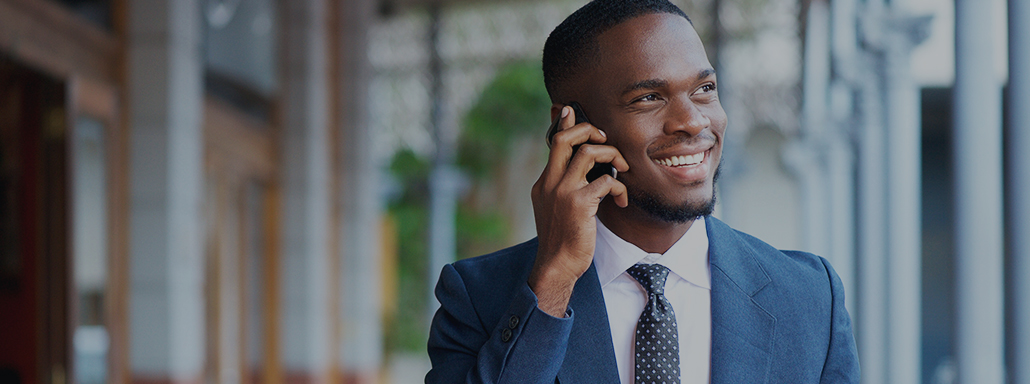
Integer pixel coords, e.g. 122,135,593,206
202,98,281,384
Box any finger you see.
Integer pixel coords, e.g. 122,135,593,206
560,105,576,130
545,105,571,149
548,124,608,165
564,144,626,182
543,123,608,183
581,175,628,208
607,177,629,207
551,120,606,153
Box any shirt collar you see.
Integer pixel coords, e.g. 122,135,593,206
593,216,711,290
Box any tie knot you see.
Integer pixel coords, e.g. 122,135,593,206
626,263,671,296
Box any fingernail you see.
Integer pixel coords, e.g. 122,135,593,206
561,106,570,118
598,129,606,138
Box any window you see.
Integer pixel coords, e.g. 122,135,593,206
203,0,279,119
71,116,108,384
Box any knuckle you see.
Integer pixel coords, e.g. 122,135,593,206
569,190,592,205
552,130,573,146
581,145,614,161
554,185,573,201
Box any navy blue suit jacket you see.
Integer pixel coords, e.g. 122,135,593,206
426,216,860,383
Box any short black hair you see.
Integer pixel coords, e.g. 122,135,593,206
542,0,691,102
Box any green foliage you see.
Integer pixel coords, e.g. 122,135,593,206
455,204,509,260
459,62,552,180
384,62,551,353
385,149,431,353
389,148,432,205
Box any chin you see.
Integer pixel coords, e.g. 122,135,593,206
628,188,716,224
624,160,722,224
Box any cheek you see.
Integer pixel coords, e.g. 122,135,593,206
606,134,641,159
602,118,651,153
611,132,655,161
706,105,728,134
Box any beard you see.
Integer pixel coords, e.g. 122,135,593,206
627,162,721,224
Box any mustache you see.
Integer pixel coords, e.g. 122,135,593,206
645,131,718,155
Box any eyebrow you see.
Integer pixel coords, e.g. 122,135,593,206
695,68,717,82
620,68,717,96
621,79,669,95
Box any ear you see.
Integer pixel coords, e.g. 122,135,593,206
550,103,565,122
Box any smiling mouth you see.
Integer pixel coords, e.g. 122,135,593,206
653,151,705,167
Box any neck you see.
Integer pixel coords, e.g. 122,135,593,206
596,198,695,254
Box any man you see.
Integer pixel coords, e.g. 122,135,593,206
426,0,860,383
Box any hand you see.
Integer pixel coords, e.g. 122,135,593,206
529,105,629,317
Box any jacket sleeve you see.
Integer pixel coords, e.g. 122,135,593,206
426,263,574,384
818,257,861,383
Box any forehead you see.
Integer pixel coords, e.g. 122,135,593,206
585,13,711,94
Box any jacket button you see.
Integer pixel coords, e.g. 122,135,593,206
501,328,513,342
508,315,519,329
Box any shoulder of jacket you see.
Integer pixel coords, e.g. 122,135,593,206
451,237,539,278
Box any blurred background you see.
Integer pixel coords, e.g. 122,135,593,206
0,0,1026,383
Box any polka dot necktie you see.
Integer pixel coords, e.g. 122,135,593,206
626,263,680,384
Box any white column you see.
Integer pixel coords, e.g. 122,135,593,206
954,0,1006,382
856,67,888,384
425,5,460,325
1009,0,1030,382
337,0,383,381
794,0,831,258
829,0,860,321
799,2,857,306
825,127,856,317
851,0,891,381
126,0,205,382
883,4,929,383
280,0,333,382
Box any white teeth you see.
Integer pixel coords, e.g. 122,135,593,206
655,152,705,167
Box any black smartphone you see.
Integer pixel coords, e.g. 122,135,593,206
545,102,618,182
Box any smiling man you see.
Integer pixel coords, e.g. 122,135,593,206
426,1,860,383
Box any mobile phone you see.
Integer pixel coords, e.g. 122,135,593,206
545,102,618,182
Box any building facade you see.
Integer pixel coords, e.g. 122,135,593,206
0,0,384,383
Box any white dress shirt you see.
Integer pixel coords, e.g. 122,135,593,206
593,217,711,384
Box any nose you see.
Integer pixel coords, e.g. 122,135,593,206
663,97,710,136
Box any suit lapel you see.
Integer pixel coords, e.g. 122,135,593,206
553,218,778,383
557,262,620,384
706,217,776,384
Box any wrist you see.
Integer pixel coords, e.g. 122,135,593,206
528,257,579,317
528,255,579,290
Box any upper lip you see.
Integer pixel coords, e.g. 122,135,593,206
648,144,714,162
646,132,717,159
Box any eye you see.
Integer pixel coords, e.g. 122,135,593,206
699,83,717,93
634,93,661,103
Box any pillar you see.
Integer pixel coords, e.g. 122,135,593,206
425,5,460,325
280,0,333,382
829,0,860,320
853,0,889,376
856,64,888,384
794,0,831,259
336,0,384,381
883,4,930,383
1009,0,1030,382
954,0,1006,382
793,0,857,327
126,0,205,382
